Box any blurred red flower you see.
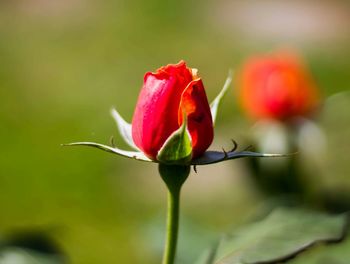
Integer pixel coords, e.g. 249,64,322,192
239,52,320,121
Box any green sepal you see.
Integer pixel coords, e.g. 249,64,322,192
191,149,290,166
110,108,139,151
62,142,152,162
210,71,233,125
157,114,193,165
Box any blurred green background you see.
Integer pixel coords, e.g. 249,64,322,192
1,0,350,263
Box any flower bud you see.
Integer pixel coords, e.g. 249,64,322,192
132,61,213,160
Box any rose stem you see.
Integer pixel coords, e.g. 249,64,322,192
159,164,190,264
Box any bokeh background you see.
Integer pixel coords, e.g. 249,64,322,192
1,0,350,263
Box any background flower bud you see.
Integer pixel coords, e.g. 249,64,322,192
239,52,320,121
132,61,213,160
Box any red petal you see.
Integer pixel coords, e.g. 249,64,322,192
131,61,193,159
179,79,214,158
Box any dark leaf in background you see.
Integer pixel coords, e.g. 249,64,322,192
0,231,66,264
196,208,348,264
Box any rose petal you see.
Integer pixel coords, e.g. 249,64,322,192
179,79,214,158
132,61,193,159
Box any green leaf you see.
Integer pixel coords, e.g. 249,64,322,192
290,232,350,264
157,114,192,164
110,108,139,151
62,142,152,162
210,71,233,125
197,208,347,264
195,246,219,264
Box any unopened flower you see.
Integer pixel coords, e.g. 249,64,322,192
132,61,213,161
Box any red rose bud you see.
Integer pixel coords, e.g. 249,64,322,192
239,52,320,121
131,61,214,160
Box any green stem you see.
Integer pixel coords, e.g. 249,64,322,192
163,185,180,264
159,164,190,264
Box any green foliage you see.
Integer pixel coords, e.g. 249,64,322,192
290,234,350,264
196,208,348,264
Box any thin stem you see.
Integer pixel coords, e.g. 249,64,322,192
159,164,190,264
163,187,180,264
